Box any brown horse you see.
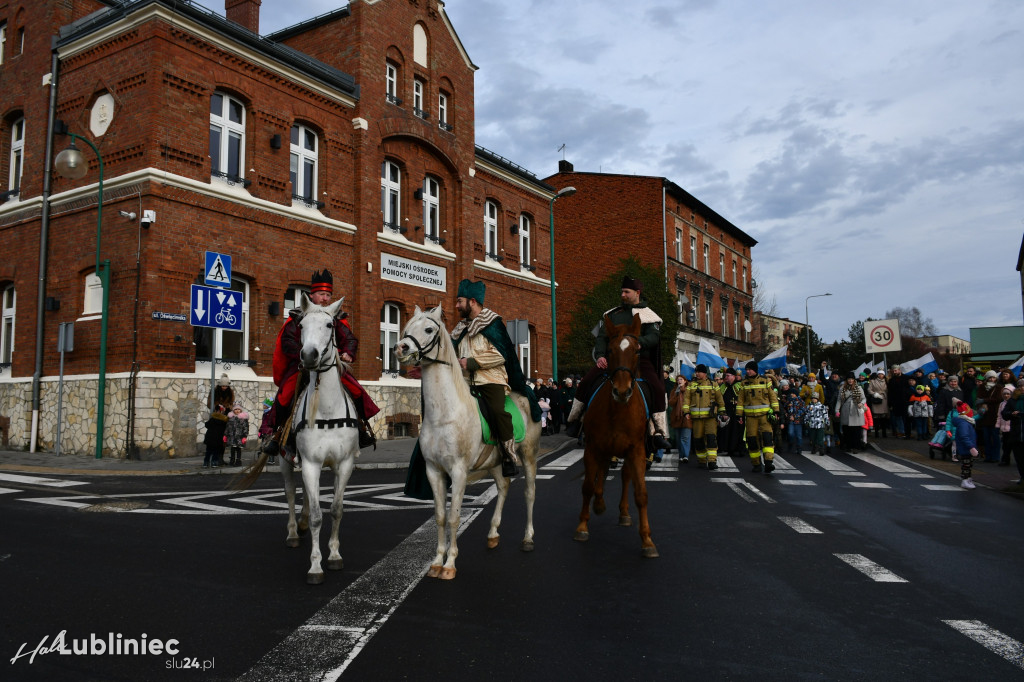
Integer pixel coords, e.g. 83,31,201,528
573,313,659,558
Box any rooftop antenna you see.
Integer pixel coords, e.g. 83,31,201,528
557,143,566,160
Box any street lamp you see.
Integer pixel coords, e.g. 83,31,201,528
805,292,832,374
54,134,109,459
548,186,576,382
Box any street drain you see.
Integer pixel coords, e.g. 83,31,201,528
80,500,149,512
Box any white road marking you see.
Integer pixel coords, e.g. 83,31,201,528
0,487,20,495
848,482,891,489
240,508,484,681
834,553,908,582
542,449,583,470
0,472,88,487
712,477,776,503
849,451,928,477
780,479,817,486
922,484,964,491
22,497,92,509
713,455,739,472
768,455,801,474
778,516,823,534
645,476,678,482
801,454,866,477
942,619,1024,670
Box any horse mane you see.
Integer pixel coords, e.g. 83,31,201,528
421,308,475,407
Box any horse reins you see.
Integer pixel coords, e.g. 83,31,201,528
399,327,451,366
610,333,640,388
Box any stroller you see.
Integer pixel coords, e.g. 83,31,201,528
928,417,956,461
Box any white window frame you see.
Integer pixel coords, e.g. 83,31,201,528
518,333,531,379
703,244,710,274
1,284,14,364
732,260,737,287
209,93,245,183
0,23,6,66
290,124,318,205
484,200,498,260
438,92,450,130
705,300,713,332
8,117,23,194
519,214,531,270
285,287,309,311
381,160,401,230
719,254,725,281
83,272,103,317
380,303,401,374
720,304,726,336
386,63,398,103
692,296,699,327
423,176,440,242
744,313,750,341
675,228,682,261
413,79,425,118
690,236,697,269
733,310,739,339
742,265,748,291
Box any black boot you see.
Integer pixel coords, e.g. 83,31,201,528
565,420,582,438
652,433,673,452
358,420,377,449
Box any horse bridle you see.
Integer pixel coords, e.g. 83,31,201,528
303,310,341,374
609,333,640,388
399,323,450,367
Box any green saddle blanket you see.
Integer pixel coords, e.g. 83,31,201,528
479,394,526,444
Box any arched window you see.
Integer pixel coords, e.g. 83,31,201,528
1,284,14,364
379,303,401,374
518,214,532,269
484,200,498,260
193,277,249,364
423,176,440,242
290,124,318,204
385,62,400,105
209,92,246,184
413,24,428,66
83,272,103,316
8,116,24,195
381,160,401,230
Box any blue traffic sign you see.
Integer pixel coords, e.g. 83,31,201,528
204,251,232,287
190,284,243,331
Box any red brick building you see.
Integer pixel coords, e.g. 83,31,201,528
0,0,559,456
544,163,758,371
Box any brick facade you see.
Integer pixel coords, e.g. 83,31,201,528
0,0,558,456
544,166,758,369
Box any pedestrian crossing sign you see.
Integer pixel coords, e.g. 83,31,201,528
204,251,232,287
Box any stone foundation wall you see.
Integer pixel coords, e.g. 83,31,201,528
0,375,423,459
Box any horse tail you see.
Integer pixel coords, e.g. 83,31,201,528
230,451,269,491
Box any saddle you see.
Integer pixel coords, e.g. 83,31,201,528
472,390,526,445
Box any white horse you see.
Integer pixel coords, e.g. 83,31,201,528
394,305,541,580
284,293,361,584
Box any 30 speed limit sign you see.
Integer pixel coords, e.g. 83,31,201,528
864,319,902,353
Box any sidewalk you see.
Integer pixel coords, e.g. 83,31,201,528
0,432,582,478
868,433,1024,497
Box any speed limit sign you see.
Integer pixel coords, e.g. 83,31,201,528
864,319,902,353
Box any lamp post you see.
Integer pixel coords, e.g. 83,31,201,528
54,134,109,459
548,186,576,382
805,292,831,374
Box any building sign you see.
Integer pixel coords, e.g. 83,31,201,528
152,312,187,322
380,253,446,292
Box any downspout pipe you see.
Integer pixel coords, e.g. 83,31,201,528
31,43,61,452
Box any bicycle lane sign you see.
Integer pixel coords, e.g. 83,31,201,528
190,284,243,331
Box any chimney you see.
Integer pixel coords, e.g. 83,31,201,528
226,0,261,33
558,159,574,173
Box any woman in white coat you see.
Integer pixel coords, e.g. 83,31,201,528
838,372,866,453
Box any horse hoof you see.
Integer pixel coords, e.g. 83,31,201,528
326,558,344,571
520,539,535,552
439,567,456,580
426,565,442,578
306,572,325,585
285,537,300,548
642,546,660,559
618,515,632,527
487,536,500,549
573,531,589,542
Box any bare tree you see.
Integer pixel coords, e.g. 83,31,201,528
752,266,777,317
883,306,938,338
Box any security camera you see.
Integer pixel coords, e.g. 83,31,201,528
141,210,156,228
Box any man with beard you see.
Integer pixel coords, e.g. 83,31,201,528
450,279,540,475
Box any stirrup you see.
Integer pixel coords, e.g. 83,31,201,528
501,454,518,478
359,420,377,450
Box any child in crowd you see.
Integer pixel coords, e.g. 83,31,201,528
907,384,933,440
806,393,830,455
949,399,980,489
781,384,807,454
224,401,250,467
862,398,873,446
203,405,228,468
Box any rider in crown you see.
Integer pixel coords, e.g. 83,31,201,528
260,269,379,462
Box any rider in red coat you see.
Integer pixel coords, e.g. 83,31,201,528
260,269,379,461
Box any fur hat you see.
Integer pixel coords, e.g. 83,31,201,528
1004,384,1015,395
232,401,244,411
456,279,486,304
311,269,333,294
984,370,998,380
217,373,230,387
620,275,642,292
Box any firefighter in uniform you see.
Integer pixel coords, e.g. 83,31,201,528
736,361,780,473
683,363,725,470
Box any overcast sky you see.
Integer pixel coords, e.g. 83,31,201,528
245,0,1024,347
